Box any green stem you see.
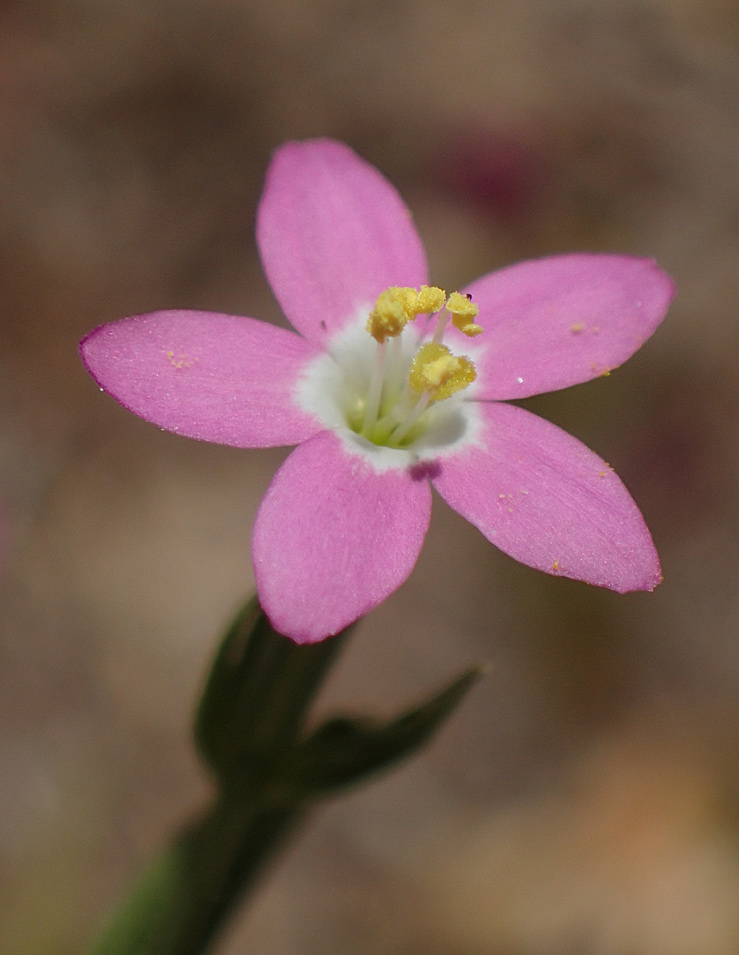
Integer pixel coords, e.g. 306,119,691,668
82,598,479,955
87,601,348,955
87,793,304,955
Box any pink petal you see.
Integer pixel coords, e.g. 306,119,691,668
458,254,674,400
80,311,324,448
252,431,432,643
432,402,660,592
257,139,428,346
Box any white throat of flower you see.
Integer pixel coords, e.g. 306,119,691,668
298,285,483,460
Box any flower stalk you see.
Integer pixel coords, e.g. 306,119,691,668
86,794,303,955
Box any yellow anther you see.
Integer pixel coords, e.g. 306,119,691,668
408,342,476,400
446,291,477,316
367,287,414,342
367,285,450,342
395,286,420,314
415,285,446,314
446,291,483,337
452,316,483,336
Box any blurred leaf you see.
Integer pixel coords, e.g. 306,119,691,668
282,666,483,797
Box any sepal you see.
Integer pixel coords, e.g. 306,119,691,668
194,597,349,792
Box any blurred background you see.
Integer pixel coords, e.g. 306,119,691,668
1,0,739,952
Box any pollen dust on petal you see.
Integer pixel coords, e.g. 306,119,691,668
167,350,198,370
589,362,611,377
497,491,515,513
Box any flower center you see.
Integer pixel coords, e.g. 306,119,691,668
348,285,481,448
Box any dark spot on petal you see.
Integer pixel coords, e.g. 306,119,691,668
409,459,441,481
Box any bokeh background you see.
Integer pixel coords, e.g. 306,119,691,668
2,0,739,952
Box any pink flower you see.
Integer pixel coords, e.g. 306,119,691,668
80,139,674,644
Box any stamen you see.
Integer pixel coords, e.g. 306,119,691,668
361,340,388,437
385,334,405,403
408,343,476,400
388,392,431,445
366,285,448,343
358,284,481,446
431,310,450,345
415,286,446,314
366,288,413,342
446,291,483,337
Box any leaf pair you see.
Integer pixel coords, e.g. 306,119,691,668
195,597,480,803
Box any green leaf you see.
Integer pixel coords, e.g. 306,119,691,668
194,598,349,792
281,666,483,797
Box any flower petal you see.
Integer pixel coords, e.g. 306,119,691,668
432,402,660,592
252,431,432,642
459,254,674,399
80,311,324,447
257,139,428,345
